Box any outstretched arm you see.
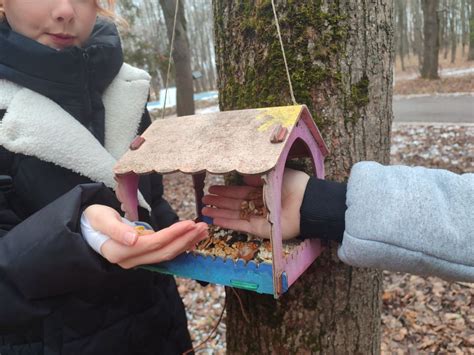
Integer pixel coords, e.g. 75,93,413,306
202,163,474,282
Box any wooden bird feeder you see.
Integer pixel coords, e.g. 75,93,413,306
114,105,328,298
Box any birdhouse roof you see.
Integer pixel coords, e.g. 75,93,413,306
114,105,328,176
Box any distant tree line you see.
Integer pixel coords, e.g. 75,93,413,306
395,0,474,78
117,0,217,99
117,0,474,94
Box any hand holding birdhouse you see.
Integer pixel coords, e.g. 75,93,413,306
202,168,310,241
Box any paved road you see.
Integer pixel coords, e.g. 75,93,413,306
393,94,474,124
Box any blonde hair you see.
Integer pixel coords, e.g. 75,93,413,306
0,0,121,23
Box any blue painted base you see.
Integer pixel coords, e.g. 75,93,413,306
141,252,288,295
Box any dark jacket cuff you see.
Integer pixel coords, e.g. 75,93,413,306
299,177,347,243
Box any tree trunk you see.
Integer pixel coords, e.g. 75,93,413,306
462,0,467,56
397,0,406,70
412,0,424,71
160,0,195,116
450,5,457,64
469,0,474,60
213,1,393,353
421,0,440,78
442,1,449,59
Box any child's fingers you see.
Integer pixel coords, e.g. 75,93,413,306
211,217,252,235
212,216,271,239
137,220,198,249
103,216,139,246
101,220,199,263
84,204,139,246
242,174,264,187
202,195,243,211
207,185,259,199
117,225,209,269
202,206,240,220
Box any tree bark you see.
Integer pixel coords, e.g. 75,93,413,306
442,1,449,59
450,5,457,64
461,0,467,56
160,0,195,116
213,1,393,353
469,0,474,60
397,0,406,70
412,0,424,71
421,0,440,78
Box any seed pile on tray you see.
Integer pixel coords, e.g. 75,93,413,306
193,225,302,264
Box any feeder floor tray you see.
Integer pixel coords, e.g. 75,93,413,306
141,225,304,294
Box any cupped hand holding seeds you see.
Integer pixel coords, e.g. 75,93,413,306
202,168,310,240
83,204,208,269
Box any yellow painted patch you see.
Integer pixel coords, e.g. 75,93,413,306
256,106,302,132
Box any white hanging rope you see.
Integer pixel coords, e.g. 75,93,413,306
271,0,297,105
161,0,180,119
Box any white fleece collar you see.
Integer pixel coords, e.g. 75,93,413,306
0,63,151,211
103,63,151,159
0,80,18,109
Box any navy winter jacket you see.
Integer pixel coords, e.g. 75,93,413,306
0,19,192,355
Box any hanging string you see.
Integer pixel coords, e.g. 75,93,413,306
178,2,297,353
161,0,180,119
271,0,297,105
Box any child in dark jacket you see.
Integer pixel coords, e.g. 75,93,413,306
0,0,207,353
202,163,474,282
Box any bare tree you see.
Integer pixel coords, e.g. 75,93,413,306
450,2,458,63
396,0,408,70
441,0,450,59
461,0,468,55
412,0,424,70
421,0,440,78
469,0,474,60
160,0,195,116
187,0,217,92
214,1,393,352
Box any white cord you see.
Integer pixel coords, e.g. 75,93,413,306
162,0,180,119
271,0,297,105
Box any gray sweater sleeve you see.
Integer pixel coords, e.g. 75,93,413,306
338,162,474,282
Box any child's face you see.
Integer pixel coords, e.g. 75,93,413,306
3,0,98,50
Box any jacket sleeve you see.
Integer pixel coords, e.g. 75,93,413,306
0,183,123,327
338,162,474,282
137,109,179,230
300,177,346,243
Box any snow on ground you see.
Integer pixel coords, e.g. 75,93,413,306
398,67,474,81
440,67,474,77
394,92,474,100
147,89,218,111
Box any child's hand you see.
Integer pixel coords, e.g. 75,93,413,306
83,205,208,269
202,168,309,240
83,204,142,246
